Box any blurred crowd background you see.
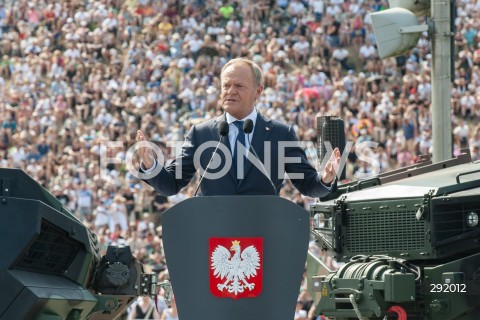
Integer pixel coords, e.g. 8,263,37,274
1,0,479,318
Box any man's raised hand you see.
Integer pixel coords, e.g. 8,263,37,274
321,147,341,185
136,130,155,169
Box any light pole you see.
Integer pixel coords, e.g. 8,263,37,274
431,0,452,162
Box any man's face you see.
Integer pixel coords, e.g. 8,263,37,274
221,62,263,119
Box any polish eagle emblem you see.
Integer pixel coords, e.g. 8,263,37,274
210,239,261,297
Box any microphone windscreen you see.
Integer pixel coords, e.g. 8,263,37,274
243,119,254,134
219,121,229,136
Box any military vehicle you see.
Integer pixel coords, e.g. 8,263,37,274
0,168,170,320
308,150,480,319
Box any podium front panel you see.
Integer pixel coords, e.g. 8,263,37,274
162,196,310,320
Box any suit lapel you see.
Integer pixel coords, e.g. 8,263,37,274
210,114,224,141
238,113,274,188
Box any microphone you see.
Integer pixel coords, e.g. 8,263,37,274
243,119,277,195
194,121,229,196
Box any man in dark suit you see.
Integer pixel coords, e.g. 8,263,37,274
137,58,341,197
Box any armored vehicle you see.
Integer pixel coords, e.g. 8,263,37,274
308,151,480,319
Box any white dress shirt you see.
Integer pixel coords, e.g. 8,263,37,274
225,109,258,156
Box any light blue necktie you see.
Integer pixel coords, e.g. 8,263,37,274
232,120,246,179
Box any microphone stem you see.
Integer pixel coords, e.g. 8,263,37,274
194,139,223,197
247,133,277,195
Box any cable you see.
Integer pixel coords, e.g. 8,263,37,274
193,121,229,196
350,294,366,320
349,255,421,281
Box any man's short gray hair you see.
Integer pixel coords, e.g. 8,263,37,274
221,58,264,87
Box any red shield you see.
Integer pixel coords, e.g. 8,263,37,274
209,237,263,299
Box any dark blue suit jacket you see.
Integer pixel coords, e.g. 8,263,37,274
143,113,335,197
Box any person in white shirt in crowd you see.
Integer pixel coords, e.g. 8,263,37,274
108,194,129,232
293,36,310,64
453,118,470,147
332,46,350,70
359,38,377,62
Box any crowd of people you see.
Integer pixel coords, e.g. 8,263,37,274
1,0,480,318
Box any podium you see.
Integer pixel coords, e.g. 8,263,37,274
162,196,310,320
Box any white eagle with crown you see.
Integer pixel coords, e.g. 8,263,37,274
211,240,261,295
